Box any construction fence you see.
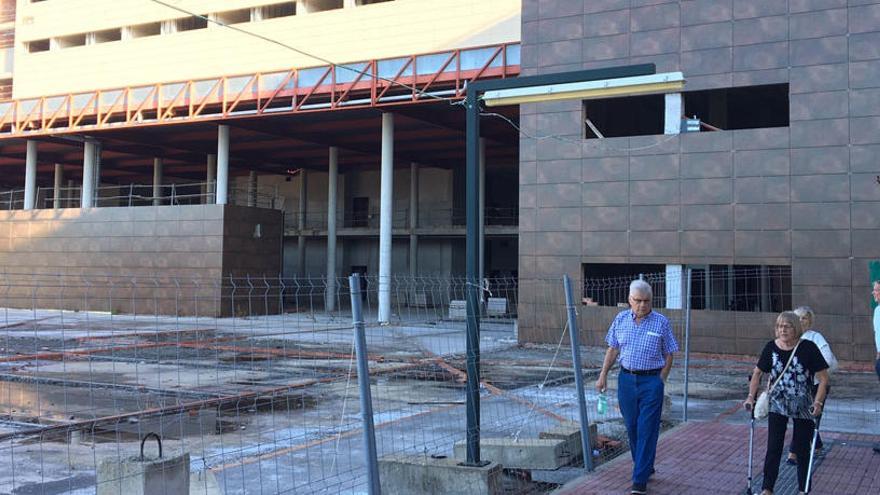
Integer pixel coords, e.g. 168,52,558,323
0,271,876,494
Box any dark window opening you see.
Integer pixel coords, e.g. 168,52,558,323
350,197,369,227
583,263,791,313
176,15,209,32
583,263,667,307
308,0,344,13
129,22,161,38
688,265,791,312
27,39,50,53
93,28,122,43
55,34,86,49
357,0,394,5
216,8,252,25
683,84,789,131
583,94,664,139
262,3,296,19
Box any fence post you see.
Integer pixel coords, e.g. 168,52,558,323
563,274,595,472
349,273,381,495
682,267,693,423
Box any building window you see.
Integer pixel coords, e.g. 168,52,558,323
128,22,161,39
175,15,209,32
26,39,50,53
357,0,394,5
215,8,252,25
261,2,296,19
583,94,664,139
583,263,791,313
683,84,789,131
92,28,122,44
54,33,86,49
306,0,344,13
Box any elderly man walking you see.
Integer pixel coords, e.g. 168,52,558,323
596,279,678,495
873,281,880,455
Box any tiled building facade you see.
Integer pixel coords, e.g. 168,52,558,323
517,0,880,361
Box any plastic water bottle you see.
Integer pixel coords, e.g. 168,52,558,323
597,392,608,415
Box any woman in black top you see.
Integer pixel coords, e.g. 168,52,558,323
743,311,830,495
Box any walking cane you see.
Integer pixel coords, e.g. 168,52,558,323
804,414,821,493
746,407,756,495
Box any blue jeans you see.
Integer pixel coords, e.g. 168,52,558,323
617,371,664,485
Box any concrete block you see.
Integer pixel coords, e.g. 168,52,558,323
190,470,223,495
97,453,190,495
539,423,595,459
453,437,573,470
379,454,502,495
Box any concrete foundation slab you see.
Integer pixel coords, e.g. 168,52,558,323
378,454,502,495
97,453,190,495
453,437,572,470
539,422,596,460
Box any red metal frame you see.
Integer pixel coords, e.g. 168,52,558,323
0,42,520,138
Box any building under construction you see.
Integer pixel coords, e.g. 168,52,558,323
1,0,879,361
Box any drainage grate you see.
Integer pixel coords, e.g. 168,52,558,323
751,444,829,494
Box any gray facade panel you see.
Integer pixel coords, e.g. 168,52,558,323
790,203,851,230
630,3,680,32
681,22,732,51
789,9,848,40
852,202,880,229
631,27,681,56
733,0,788,19
682,204,733,230
791,230,851,258
682,47,733,75
734,149,790,177
790,174,850,202
735,204,790,230
582,206,629,231
733,16,789,45
790,36,848,66
734,176,790,204
681,152,732,178
733,41,789,71
790,118,849,147
790,63,849,93
583,181,629,206
790,91,849,120
682,230,734,257
630,205,679,231
849,31,880,62
849,3,880,34
849,87,880,117
630,231,680,256
629,154,680,180
735,230,791,258
583,9,630,37
681,178,732,205
630,179,680,205
536,207,582,232
790,147,849,175
681,0,732,25
582,156,630,182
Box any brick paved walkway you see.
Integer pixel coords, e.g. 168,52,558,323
556,421,880,495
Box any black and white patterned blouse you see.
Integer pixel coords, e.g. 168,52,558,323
757,339,828,419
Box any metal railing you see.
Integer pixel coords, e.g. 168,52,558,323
284,204,519,231
0,181,284,210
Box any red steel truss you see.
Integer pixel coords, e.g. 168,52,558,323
0,42,520,138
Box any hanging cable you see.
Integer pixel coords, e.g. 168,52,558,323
144,0,455,104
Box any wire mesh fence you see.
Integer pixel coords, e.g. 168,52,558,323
0,271,876,494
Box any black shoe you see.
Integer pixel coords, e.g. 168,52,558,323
631,482,647,494
786,457,798,466
649,467,656,478
873,444,880,454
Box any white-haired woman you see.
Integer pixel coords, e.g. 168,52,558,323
743,311,829,495
786,306,838,465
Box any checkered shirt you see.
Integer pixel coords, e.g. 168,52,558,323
605,310,679,371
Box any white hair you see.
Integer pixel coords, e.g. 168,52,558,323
793,306,814,320
629,279,652,298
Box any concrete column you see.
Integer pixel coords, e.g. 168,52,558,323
81,141,97,209
378,113,394,323
24,140,37,210
664,93,683,135
247,170,257,207
478,138,486,284
297,170,308,277
53,164,63,209
216,125,230,205
152,158,163,206
206,154,216,204
409,162,418,277
326,147,338,311
93,142,102,196
344,0,357,7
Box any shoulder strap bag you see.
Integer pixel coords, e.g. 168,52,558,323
754,340,801,420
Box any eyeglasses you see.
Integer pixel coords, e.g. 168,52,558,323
776,323,794,329
631,298,650,304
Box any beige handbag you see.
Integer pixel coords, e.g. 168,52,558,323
754,341,801,420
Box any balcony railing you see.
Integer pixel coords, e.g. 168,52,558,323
285,204,518,232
